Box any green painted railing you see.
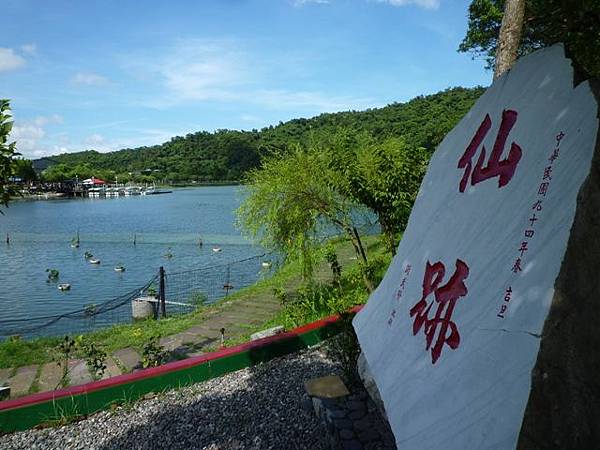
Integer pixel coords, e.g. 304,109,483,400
0,308,358,433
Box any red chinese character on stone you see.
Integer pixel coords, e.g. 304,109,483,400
532,200,543,211
409,259,469,364
457,109,523,193
538,182,550,196
556,131,565,143
548,148,560,163
525,229,535,238
543,166,552,181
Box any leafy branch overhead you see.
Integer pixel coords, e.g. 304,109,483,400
459,0,600,78
0,99,20,210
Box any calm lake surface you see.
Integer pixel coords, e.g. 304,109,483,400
0,186,266,337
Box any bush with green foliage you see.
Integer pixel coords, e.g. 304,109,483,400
77,338,107,381
55,336,76,388
141,336,166,368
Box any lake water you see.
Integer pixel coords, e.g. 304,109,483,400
0,186,267,338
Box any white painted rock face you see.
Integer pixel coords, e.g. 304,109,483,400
353,45,599,450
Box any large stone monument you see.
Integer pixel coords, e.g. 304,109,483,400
353,44,599,449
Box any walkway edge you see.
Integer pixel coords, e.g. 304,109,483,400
0,306,362,433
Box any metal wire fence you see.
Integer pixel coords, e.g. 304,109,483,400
0,253,276,340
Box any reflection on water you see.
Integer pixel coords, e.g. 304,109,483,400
0,186,263,327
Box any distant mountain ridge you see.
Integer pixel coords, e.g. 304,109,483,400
40,86,485,182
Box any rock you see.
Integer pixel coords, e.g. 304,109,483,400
250,326,284,341
304,375,350,400
340,429,354,439
0,386,10,400
518,80,600,449
357,352,387,421
353,45,600,449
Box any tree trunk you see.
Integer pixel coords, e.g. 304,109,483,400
349,227,374,293
379,216,397,256
494,0,526,80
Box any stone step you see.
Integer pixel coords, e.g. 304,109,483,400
185,325,221,338
68,359,93,386
0,367,13,386
7,365,38,397
112,348,141,372
38,362,63,392
217,308,276,322
102,356,122,379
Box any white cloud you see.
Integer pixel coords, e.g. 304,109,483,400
377,0,440,9
0,48,26,72
154,39,248,102
20,43,37,55
83,133,105,146
132,39,373,113
9,115,63,158
293,0,330,7
71,72,111,86
253,89,372,111
241,114,261,123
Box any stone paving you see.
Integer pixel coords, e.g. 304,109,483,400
0,295,284,399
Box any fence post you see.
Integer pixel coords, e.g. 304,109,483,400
159,266,167,319
225,264,231,297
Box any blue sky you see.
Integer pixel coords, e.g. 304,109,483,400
1,0,490,159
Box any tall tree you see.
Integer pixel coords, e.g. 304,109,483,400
459,0,600,79
237,146,373,291
322,131,428,255
0,100,19,210
494,0,526,78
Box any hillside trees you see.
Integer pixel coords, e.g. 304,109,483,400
43,87,484,182
12,159,37,182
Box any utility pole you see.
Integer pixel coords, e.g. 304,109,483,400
494,0,526,80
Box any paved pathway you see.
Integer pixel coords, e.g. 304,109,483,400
1,240,363,399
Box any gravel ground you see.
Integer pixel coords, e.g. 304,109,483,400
0,346,343,450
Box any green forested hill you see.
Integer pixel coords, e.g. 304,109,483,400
43,86,485,183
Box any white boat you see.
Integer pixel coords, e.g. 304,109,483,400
124,186,142,196
58,283,71,291
105,187,119,197
89,258,101,265
212,247,222,253
88,187,104,198
114,265,126,272
261,261,272,268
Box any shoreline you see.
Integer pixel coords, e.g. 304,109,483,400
9,182,244,202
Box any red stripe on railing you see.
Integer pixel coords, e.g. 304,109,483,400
0,305,363,411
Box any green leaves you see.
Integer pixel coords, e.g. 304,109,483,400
459,0,600,78
237,145,359,282
0,99,20,210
